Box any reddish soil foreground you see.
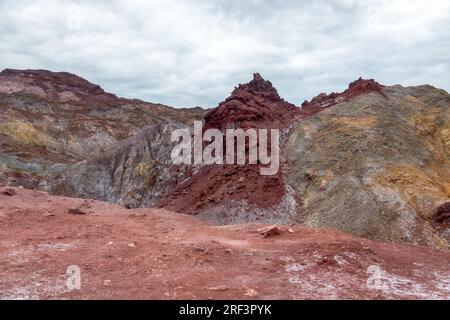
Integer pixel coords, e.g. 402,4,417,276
1,187,450,300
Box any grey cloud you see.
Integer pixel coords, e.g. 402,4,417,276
0,0,449,107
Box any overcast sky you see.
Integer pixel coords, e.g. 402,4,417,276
1,0,449,107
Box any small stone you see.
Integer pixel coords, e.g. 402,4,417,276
43,211,55,217
2,188,17,196
128,242,136,248
259,226,283,238
107,241,114,245
103,280,112,287
68,208,88,215
244,288,258,297
81,200,93,209
192,244,205,252
208,285,228,292
318,256,338,266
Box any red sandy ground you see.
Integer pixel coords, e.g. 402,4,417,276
1,186,450,300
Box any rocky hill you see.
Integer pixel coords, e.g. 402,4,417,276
286,84,450,250
0,69,449,252
0,69,205,187
159,73,300,220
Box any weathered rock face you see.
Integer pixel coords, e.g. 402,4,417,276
204,73,298,130
300,78,386,118
40,121,192,208
0,69,205,187
286,84,450,250
159,73,301,223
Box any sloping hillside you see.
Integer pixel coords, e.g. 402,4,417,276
0,69,205,187
286,84,450,250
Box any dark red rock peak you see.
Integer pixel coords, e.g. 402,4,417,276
301,78,386,117
204,73,299,130
160,73,298,215
231,73,282,101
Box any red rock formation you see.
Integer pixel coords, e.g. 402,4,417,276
204,73,298,130
162,73,384,218
300,78,387,118
160,74,299,216
160,77,390,218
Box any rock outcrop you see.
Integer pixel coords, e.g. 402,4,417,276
159,73,301,223
287,84,450,250
0,69,205,187
300,78,386,118
204,73,298,130
39,121,192,208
